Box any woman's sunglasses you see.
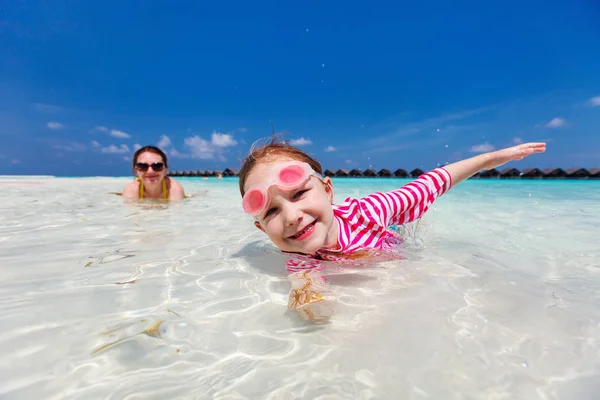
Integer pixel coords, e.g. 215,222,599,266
135,162,165,172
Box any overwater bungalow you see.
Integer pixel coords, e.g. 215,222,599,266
410,168,424,178
542,168,566,178
479,168,500,178
589,168,600,179
222,168,238,177
394,168,409,178
565,168,590,178
378,168,392,177
335,169,349,177
363,168,377,177
500,168,521,178
521,168,544,178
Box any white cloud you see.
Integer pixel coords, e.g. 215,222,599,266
101,144,130,154
211,131,238,147
184,136,214,159
91,140,101,147
512,137,523,144
169,148,188,158
237,127,248,133
469,142,495,153
324,145,336,152
11,158,21,164
589,96,600,107
156,135,188,157
91,126,109,133
289,137,312,146
53,142,86,151
133,143,142,151
181,131,239,160
545,117,565,128
110,129,131,139
91,126,131,138
47,121,65,130
157,135,172,148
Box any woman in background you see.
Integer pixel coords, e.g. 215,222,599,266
121,146,185,201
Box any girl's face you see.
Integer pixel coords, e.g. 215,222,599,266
134,151,167,185
244,159,339,255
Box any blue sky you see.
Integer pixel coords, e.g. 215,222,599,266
1,0,599,176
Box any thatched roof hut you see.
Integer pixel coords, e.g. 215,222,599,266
542,168,566,178
480,168,500,178
521,168,544,178
500,168,521,178
324,169,336,177
363,168,377,177
589,168,600,178
222,168,238,177
349,169,363,177
378,168,392,177
565,168,590,178
394,169,409,178
335,169,349,177
410,168,424,178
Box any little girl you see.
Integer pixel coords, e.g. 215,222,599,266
238,137,546,321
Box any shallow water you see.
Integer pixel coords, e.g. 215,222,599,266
1,176,599,399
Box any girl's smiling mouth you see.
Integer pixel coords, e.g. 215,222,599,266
289,220,317,240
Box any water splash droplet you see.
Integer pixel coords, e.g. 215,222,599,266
321,63,325,67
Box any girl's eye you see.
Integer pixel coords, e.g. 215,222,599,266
293,189,309,199
264,207,277,218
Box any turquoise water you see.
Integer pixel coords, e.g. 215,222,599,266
0,176,599,399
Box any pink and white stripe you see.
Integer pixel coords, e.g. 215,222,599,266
285,167,452,274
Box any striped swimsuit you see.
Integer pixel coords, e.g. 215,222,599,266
286,167,452,274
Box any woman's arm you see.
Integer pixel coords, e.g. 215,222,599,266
168,178,185,200
121,181,140,199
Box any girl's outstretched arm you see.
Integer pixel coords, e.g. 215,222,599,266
444,142,546,186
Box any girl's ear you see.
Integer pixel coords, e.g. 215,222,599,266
254,221,265,232
323,176,334,204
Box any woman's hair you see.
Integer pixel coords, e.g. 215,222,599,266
238,133,323,196
133,146,168,168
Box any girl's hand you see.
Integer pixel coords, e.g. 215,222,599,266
483,142,546,170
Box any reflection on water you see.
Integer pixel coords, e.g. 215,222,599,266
0,177,599,399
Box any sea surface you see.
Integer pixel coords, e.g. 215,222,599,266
1,176,599,399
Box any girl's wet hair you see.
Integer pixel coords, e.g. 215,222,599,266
238,133,323,197
133,146,168,168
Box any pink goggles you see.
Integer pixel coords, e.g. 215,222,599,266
242,161,322,216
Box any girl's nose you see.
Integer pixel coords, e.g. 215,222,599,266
282,203,303,226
